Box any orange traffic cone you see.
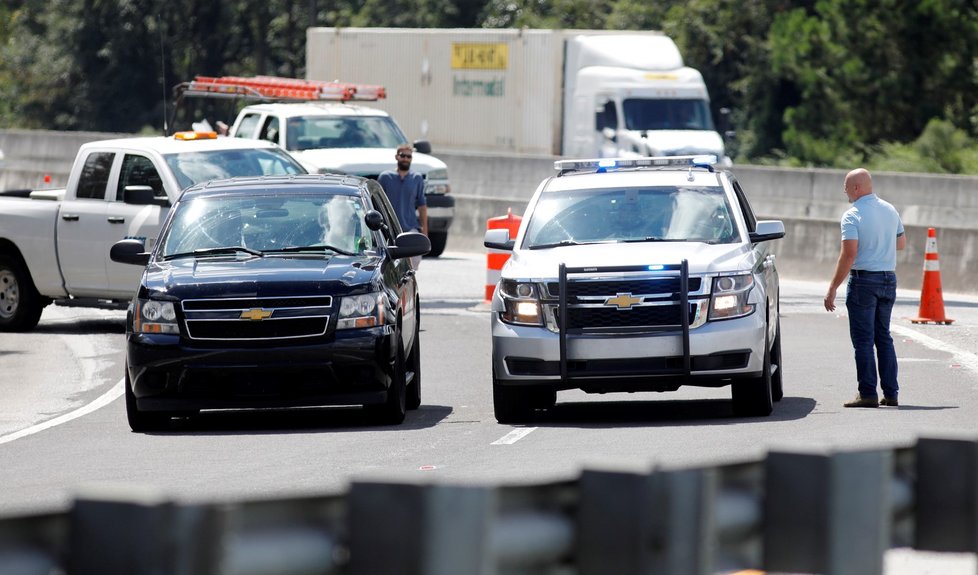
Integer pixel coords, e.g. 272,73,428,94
911,228,954,325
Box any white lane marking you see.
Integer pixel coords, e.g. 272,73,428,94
892,323,978,375
0,379,124,446
492,427,537,445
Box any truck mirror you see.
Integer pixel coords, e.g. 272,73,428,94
123,185,168,207
601,127,617,143
483,228,514,251
413,140,432,155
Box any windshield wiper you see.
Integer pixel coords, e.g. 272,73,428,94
266,244,357,257
619,237,688,243
163,246,265,260
528,239,595,250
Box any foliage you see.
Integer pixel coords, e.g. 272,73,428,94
1,0,978,173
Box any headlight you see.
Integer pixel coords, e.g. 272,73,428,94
498,280,543,326
425,183,451,195
708,273,755,321
134,299,179,335
337,292,386,329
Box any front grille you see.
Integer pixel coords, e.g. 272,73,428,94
182,296,332,341
559,303,698,330
547,277,702,298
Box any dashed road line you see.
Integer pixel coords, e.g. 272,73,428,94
492,427,537,445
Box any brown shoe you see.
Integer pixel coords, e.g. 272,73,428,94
844,395,879,408
880,397,899,407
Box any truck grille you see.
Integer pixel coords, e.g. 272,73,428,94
182,296,332,341
559,303,700,330
547,277,702,298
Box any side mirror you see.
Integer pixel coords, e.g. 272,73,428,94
601,127,617,143
110,238,151,266
749,220,785,243
413,140,432,155
364,210,386,232
484,228,514,251
124,185,169,207
388,231,431,260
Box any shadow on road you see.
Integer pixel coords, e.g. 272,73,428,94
525,396,817,428
33,316,126,335
150,404,454,435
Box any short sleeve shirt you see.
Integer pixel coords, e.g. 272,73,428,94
377,170,426,231
841,194,905,271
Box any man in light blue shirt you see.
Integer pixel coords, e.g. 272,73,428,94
378,144,428,268
824,168,906,408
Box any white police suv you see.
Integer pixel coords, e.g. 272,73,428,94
484,156,785,423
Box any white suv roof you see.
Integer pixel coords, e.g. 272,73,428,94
80,133,286,155
238,102,390,119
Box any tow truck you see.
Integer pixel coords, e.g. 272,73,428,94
173,75,456,257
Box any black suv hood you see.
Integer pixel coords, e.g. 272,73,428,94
141,254,382,299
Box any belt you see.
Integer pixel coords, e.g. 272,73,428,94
850,269,893,277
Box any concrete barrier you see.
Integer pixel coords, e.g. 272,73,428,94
2,130,976,294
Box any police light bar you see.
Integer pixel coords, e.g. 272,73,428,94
554,155,718,174
173,131,218,140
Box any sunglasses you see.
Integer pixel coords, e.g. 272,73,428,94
397,153,413,159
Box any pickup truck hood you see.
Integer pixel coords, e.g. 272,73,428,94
143,255,382,299
624,129,725,158
503,242,754,279
291,148,446,176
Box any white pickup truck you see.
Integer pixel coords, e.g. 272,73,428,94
0,132,305,331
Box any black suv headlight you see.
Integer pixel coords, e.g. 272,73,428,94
134,299,179,335
337,292,387,329
708,273,755,321
498,280,543,326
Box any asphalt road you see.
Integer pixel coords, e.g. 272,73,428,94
1,251,976,573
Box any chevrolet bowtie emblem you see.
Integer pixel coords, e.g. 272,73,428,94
605,293,643,309
240,308,273,321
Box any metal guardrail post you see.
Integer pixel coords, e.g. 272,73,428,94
348,482,494,575
915,436,978,553
578,468,718,575
764,448,891,575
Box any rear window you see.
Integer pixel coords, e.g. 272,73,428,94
164,148,305,190
523,185,739,248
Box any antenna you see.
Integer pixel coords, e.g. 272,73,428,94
159,15,168,136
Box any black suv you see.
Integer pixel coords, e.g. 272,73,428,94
110,174,429,431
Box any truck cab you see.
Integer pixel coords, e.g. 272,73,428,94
225,96,455,257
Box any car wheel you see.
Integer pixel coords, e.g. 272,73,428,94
425,232,447,258
125,366,171,432
731,325,774,417
373,333,407,425
406,316,421,410
771,319,783,402
492,368,535,424
0,254,46,332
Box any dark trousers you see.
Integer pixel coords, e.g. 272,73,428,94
846,271,899,399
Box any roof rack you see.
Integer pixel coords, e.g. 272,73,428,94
173,75,387,103
554,155,718,176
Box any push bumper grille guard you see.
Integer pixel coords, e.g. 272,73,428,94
557,260,691,382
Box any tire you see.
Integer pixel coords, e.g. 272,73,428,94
125,367,171,432
771,320,784,402
425,232,447,258
0,254,46,332
373,333,407,425
406,316,421,410
492,368,536,424
731,325,774,417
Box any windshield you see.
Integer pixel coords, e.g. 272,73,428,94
523,185,739,248
285,116,408,151
623,99,715,131
164,148,305,190
159,193,378,258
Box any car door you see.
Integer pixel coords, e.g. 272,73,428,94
106,153,170,295
57,150,114,296
370,186,417,352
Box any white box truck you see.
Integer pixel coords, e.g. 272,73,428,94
306,28,730,163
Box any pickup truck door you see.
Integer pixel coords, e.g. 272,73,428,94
105,153,170,295
56,151,115,297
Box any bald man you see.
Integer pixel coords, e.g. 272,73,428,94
824,168,906,408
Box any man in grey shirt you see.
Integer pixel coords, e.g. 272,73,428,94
824,168,906,408
378,144,428,268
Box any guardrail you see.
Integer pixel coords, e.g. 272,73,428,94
1,435,975,574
